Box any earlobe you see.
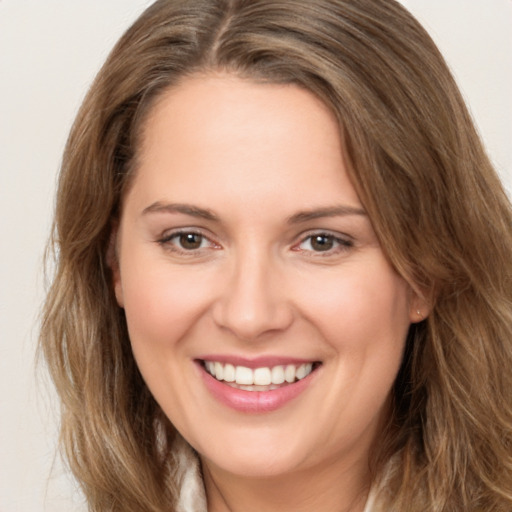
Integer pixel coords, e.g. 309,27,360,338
113,269,125,308
107,224,124,308
409,290,430,323
412,308,426,323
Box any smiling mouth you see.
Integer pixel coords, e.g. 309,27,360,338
201,360,321,392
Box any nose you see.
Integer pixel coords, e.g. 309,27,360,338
211,248,294,341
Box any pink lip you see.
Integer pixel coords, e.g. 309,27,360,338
196,361,318,414
196,354,316,369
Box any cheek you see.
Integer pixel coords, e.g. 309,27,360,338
293,258,411,353
119,252,215,354
297,261,411,428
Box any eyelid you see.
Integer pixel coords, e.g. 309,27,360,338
159,227,205,242
292,229,354,253
157,227,221,253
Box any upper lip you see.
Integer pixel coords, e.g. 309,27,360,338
196,355,320,369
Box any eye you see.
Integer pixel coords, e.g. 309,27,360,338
306,234,336,252
158,230,218,253
176,232,206,250
296,232,352,254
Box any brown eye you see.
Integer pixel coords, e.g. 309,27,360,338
179,233,204,250
310,234,335,252
296,232,353,255
158,230,220,255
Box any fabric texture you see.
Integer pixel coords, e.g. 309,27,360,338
174,436,208,512
173,436,377,511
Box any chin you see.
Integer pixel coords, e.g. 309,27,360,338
194,429,310,478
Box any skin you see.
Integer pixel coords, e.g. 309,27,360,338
113,74,426,512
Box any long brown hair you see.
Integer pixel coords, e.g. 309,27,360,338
40,0,512,510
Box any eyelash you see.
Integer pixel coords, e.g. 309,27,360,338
293,232,354,256
158,229,218,255
157,229,353,257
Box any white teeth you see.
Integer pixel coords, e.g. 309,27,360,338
235,366,253,385
214,362,224,381
271,365,285,385
205,361,315,386
284,364,296,383
223,363,235,382
236,384,281,392
296,363,312,380
254,367,272,386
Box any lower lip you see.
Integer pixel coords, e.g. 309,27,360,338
198,363,317,413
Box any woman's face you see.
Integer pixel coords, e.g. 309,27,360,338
114,74,421,479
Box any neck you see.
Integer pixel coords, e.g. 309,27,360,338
202,454,371,512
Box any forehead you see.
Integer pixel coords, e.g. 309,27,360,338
140,73,341,160
127,73,361,216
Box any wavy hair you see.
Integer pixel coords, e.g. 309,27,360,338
40,0,512,510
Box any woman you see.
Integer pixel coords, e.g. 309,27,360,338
40,0,512,510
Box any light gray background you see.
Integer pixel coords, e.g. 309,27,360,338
1,1,511,510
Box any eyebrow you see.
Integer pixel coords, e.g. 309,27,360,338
141,202,366,224
142,202,218,221
287,205,367,224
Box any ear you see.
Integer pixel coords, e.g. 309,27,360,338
408,285,430,324
107,223,124,308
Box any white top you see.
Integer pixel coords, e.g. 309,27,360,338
173,436,378,512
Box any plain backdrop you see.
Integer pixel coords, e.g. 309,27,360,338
1,1,511,510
